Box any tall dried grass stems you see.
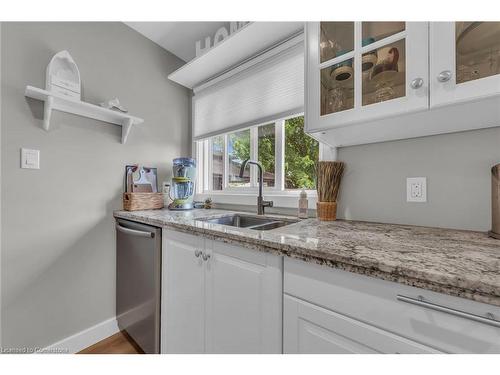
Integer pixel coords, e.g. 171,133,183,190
317,161,345,202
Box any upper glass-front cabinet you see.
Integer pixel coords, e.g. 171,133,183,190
306,22,429,133
430,22,500,107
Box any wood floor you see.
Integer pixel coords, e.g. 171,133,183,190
78,331,144,354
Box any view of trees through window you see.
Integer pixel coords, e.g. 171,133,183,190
258,123,276,187
207,115,319,191
228,129,250,187
211,135,224,190
285,116,319,189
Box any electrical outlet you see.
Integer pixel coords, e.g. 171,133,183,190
407,177,426,203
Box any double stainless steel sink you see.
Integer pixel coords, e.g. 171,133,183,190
196,214,297,231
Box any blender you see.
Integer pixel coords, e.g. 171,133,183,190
168,158,196,210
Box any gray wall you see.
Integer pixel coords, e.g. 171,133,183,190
337,127,500,231
1,22,190,349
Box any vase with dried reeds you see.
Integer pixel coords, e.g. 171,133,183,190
316,161,345,221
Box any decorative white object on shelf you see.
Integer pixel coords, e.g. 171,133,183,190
99,97,128,113
195,21,249,58
46,50,81,99
24,86,143,144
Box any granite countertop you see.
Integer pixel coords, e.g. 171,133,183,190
114,208,500,307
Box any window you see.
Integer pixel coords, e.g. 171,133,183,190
211,135,224,191
198,114,321,194
285,116,319,189
258,123,276,188
228,129,251,187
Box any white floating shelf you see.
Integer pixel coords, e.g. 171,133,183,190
168,22,304,89
24,85,144,144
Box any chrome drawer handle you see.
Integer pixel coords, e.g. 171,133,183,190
396,295,500,328
194,250,202,258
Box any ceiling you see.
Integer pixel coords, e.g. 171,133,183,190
126,22,230,62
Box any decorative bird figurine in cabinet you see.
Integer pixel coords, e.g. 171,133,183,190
371,47,399,80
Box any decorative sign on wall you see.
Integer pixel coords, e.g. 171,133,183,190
195,22,249,58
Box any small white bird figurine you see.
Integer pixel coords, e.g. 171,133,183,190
99,98,128,113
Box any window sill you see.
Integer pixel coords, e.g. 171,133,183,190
196,190,317,209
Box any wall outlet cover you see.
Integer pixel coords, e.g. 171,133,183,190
21,148,40,169
407,177,426,203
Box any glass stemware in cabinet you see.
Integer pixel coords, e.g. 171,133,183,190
456,22,500,84
321,58,355,115
362,39,406,106
320,22,354,63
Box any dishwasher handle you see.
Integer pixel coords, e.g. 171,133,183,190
116,223,155,238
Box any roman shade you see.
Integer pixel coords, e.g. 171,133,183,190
192,37,304,140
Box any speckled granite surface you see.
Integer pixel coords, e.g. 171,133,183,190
114,208,500,306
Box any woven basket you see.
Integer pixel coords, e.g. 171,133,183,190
123,193,164,211
316,201,337,221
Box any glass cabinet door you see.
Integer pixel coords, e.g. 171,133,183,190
431,22,500,107
320,22,354,63
319,22,355,116
361,22,406,106
455,22,500,84
306,22,429,133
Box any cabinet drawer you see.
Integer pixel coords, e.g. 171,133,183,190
284,295,440,354
284,258,500,353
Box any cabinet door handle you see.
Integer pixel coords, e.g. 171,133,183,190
396,294,500,328
194,250,202,258
410,77,424,89
437,70,452,83
202,252,211,261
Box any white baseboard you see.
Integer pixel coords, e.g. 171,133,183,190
39,317,120,354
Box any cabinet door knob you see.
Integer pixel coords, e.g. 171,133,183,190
437,70,452,82
202,252,211,261
194,250,202,258
410,78,424,89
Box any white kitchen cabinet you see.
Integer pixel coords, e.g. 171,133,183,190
162,229,205,353
306,22,429,133
205,240,282,353
161,228,283,354
284,295,439,354
430,22,500,108
284,258,500,354
306,21,500,148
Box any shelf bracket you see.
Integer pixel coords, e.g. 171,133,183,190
121,118,133,144
43,95,54,131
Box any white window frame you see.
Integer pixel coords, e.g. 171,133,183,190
196,113,327,199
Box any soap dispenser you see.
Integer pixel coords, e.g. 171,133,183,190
298,189,309,219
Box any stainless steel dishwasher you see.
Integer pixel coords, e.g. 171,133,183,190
116,218,161,354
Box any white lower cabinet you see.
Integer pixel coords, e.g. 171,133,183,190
162,229,205,353
284,258,500,354
284,295,439,354
162,229,282,354
205,239,282,353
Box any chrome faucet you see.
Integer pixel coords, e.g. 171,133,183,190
239,159,273,215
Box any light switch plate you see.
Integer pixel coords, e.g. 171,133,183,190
21,148,40,169
407,177,426,202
